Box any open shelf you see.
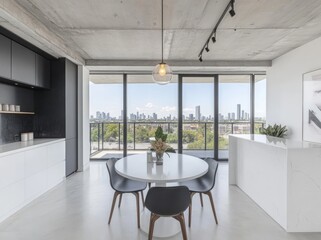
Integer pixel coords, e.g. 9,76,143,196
0,111,35,115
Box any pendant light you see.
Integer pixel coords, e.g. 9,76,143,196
152,0,173,85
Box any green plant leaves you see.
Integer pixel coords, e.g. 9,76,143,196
260,124,287,138
155,126,168,142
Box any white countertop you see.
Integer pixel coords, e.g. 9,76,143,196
0,138,65,157
229,134,321,149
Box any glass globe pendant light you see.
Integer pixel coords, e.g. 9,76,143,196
152,0,173,85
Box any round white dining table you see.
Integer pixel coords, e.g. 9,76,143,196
115,152,208,238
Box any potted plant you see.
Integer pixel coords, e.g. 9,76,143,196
260,124,288,138
150,126,172,164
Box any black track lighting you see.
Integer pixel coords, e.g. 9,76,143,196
197,0,236,61
211,34,216,43
229,8,235,17
229,0,235,17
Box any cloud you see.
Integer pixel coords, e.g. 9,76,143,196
145,102,153,108
161,106,176,112
183,107,194,112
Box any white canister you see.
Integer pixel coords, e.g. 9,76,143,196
2,104,9,111
21,133,28,142
15,105,20,112
0,104,2,111
147,149,153,162
9,104,15,111
28,132,34,140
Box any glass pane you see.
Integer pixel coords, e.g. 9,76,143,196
127,75,178,155
182,77,214,158
219,75,251,159
89,75,123,159
255,75,266,133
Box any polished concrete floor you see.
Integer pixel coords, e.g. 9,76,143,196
0,161,320,240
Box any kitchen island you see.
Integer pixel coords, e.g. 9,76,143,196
229,134,321,232
0,138,65,223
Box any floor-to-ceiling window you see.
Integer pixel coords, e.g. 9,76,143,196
254,75,267,133
89,74,123,158
127,75,178,155
218,75,251,159
89,73,265,160
181,76,215,158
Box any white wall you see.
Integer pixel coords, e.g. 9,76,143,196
267,36,321,140
77,66,90,171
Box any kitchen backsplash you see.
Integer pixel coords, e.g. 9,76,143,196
0,114,34,144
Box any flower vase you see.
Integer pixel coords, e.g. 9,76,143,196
156,152,164,165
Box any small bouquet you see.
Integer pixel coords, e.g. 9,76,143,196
151,138,170,155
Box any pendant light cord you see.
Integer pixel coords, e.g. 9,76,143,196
161,0,164,63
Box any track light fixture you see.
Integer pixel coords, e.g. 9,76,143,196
211,32,216,43
229,0,236,17
197,0,236,61
205,43,210,52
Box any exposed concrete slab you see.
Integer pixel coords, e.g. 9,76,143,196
5,0,321,64
0,0,85,64
85,59,271,67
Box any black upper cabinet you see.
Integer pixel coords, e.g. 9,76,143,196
36,54,50,89
12,42,36,86
0,34,11,79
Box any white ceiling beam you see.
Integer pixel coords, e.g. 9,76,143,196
85,59,272,67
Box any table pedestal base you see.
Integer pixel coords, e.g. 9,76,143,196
140,208,181,238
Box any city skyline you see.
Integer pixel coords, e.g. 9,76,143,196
89,79,266,121
91,103,258,122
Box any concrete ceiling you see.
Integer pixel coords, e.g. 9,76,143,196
2,0,321,69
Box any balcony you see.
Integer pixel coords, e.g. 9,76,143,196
90,121,265,160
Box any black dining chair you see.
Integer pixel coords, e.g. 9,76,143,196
145,186,190,240
180,158,219,227
106,158,147,228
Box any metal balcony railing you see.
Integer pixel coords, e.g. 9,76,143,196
90,121,265,155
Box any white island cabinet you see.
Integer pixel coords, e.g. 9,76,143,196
0,139,65,223
229,134,321,232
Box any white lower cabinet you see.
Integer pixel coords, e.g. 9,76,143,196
0,139,65,223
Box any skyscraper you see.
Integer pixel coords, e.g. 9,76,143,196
195,105,201,121
96,111,101,119
153,113,157,120
237,104,241,120
242,110,244,120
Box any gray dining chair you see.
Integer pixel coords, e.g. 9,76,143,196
106,158,147,228
145,186,190,240
180,158,219,227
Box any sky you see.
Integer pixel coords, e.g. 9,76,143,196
89,77,266,119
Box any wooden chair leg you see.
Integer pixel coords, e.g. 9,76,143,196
141,190,145,208
133,192,141,228
206,191,218,224
173,213,188,240
188,193,195,227
199,193,203,207
118,193,123,208
148,213,160,240
108,191,120,224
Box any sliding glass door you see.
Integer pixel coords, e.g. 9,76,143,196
181,76,215,158
127,75,178,155
219,75,251,159
89,74,124,159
